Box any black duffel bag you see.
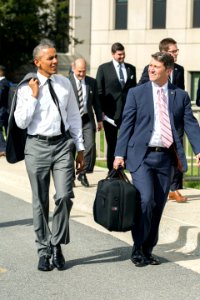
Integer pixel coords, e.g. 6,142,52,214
93,168,139,232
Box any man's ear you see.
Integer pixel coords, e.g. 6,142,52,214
34,58,40,68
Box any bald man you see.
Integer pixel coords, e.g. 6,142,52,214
69,58,103,187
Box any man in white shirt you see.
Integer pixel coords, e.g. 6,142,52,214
114,52,200,267
14,39,85,271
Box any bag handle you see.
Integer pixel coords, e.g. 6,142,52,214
106,167,131,184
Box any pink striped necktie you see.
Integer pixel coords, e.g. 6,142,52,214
157,88,173,148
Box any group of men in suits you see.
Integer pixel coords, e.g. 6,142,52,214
6,38,200,270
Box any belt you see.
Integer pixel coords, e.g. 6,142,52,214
28,130,71,142
148,147,169,152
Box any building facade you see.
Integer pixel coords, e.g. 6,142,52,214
69,0,200,101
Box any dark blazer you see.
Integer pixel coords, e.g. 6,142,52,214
0,78,10,108
114,81,200,173
69,74,102,129
0,77,10,127
196,78,200,106
6,72,37,163
138,63,185,90
96,61,136,126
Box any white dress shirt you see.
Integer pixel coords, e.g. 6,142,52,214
74,75,88,114
149,82,169,147
112,59,127,83
14,72,84,151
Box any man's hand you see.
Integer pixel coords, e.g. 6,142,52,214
196,153,200,167
76,151,85,174
113,157,125,170
29,78,39,98
97,121,103,131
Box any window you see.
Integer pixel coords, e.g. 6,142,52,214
152,0,166,29
191,72,200,101
115,0,128,30
193,0,200,28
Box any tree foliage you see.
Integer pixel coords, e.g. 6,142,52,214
0,0,70,80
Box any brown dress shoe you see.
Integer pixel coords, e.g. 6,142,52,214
168,190,187,203
0,151,6,157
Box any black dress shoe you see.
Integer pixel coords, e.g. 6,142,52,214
131,246,145,267
143,254,161,265
77,173,90,187
52,244,65,270
38,256,52,271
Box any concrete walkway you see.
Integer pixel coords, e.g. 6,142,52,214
1,157,200,274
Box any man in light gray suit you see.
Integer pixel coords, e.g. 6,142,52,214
69,58,103,187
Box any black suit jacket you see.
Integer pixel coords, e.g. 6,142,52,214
96,61,137,126
196,78,200,106
69,74,102,129
0,77,10,127
138,63,185,90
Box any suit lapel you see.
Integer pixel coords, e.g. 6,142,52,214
85,77,89,109
110,61,120,82
69,75,79,100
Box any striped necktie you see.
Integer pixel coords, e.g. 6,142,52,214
77,80,84,117
157,88,173,148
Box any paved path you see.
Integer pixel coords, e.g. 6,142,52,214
1,157,200,276
1,191,200,300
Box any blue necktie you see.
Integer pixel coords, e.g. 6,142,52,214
119,64,125,88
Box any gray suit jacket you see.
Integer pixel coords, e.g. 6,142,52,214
6,73,37,163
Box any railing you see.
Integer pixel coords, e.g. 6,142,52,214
96,104,200,181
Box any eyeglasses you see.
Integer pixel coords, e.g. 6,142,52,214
167,49,179,54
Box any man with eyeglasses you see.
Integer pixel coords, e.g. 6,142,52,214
138,38,186,203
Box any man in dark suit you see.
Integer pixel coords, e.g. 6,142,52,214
114,52,200,266
0,65,10,157
196,78,200,106
138,38,186,203
96,42,137,171
69,58,103,187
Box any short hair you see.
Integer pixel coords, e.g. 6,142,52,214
151,52,174,69
33,39,55,60
111,42,125,54
159,38,177,52
0,65,5,71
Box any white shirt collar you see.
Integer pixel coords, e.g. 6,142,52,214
151,81,168,93
112,59,125,68
36,72,57,86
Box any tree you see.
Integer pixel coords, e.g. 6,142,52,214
0,0,71,81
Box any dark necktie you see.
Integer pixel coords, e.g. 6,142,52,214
77,80,84,117
119,63,125,88
47,79,65,135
